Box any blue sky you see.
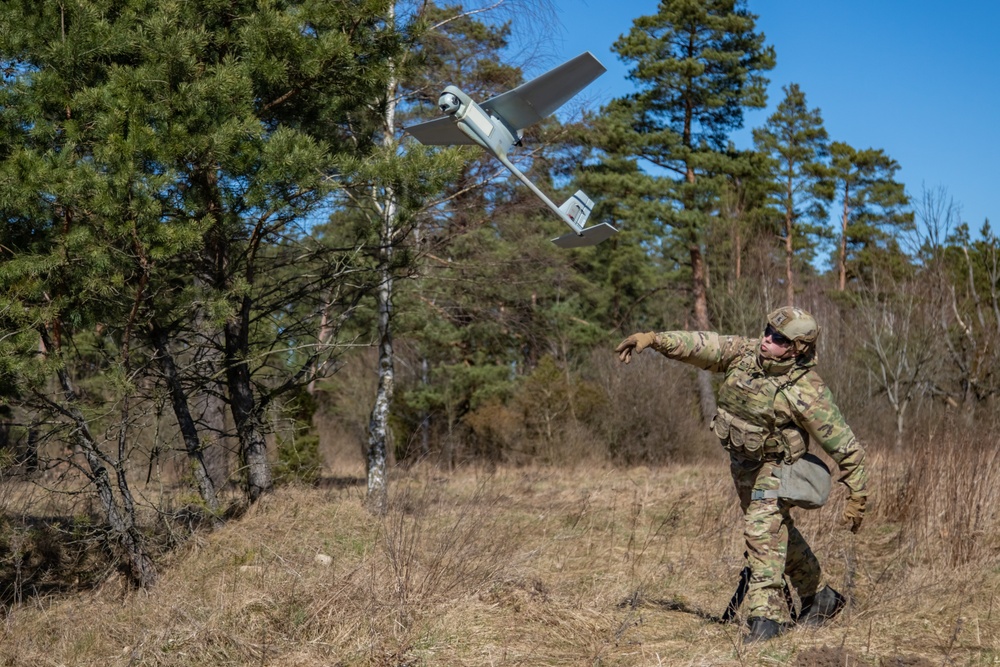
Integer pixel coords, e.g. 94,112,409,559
524,1,999,233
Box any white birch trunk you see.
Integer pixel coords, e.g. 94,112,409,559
366,4,398,515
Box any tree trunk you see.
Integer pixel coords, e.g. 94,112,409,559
366,9,398,514
734,224,742,282
46,334,156,587
695,370,717,429
198,163,252,496
420,356,430,458
308,294,332,396
224,299,272,503
785,176,795,306
366,262,393,515
690,242,718,425
895,405,905,450
23,426,39,474
83,430,157,588
150,323,220,514
685,150,717,427
839,185,850,291
192,297,233,490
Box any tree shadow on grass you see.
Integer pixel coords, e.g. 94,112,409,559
316,475,365,490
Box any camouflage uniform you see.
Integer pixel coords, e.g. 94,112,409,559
648,331,868,624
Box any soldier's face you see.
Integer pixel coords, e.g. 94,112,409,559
760,324,796,360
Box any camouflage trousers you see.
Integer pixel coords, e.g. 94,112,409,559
730,454,821,623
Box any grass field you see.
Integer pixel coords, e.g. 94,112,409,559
1,443,999,666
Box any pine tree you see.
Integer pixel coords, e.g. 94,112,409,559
573,102,685,333
752,83,829,306
595,0,774,420
823,142,913,290
0,0,410,580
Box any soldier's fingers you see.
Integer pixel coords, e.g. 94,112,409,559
613,338,633,354
618,349,632,364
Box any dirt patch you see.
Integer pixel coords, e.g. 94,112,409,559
879,656,936,667
793,646,866,667
793,646,936,667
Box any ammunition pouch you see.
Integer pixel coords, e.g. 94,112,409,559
712,409,782,461
778,424,808,464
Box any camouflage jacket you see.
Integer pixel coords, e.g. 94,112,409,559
650,331,868,497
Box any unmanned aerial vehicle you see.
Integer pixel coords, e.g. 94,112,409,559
405,52,617,248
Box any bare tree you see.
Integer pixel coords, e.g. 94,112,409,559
856,276,940,448
917,188,1000,416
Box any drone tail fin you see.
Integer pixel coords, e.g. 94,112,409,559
559,190,594,230
551,191,618,248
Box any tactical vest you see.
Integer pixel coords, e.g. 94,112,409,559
713,345,809,463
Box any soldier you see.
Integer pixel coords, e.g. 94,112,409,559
615,307,868,643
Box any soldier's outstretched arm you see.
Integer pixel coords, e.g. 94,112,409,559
615,331,745,372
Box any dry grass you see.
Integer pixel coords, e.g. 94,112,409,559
1,443,1000,666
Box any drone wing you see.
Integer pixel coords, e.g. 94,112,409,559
405,115,479,146
480,52,606,131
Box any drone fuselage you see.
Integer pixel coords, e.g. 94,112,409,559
439,86,518,159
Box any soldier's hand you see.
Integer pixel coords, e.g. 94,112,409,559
615,332,656,364
841,494,866,533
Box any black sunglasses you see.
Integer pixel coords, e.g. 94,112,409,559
764,324,792,346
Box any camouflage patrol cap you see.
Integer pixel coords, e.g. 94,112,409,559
766,306,819,355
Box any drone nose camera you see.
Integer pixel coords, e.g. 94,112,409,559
438,92,461,115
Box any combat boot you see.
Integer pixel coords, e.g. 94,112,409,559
744,617,783,644
798,585,846,626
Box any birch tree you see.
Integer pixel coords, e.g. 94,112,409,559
357,0,550,512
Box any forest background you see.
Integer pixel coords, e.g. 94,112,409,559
0,0,998,664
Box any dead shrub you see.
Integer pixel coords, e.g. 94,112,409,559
463,356,613,465
464,399,524,463
587,348,714,464
872,422,1000,565
382,476,524,606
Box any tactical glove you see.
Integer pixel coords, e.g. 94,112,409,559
615,332,657,364
841,494,866,533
